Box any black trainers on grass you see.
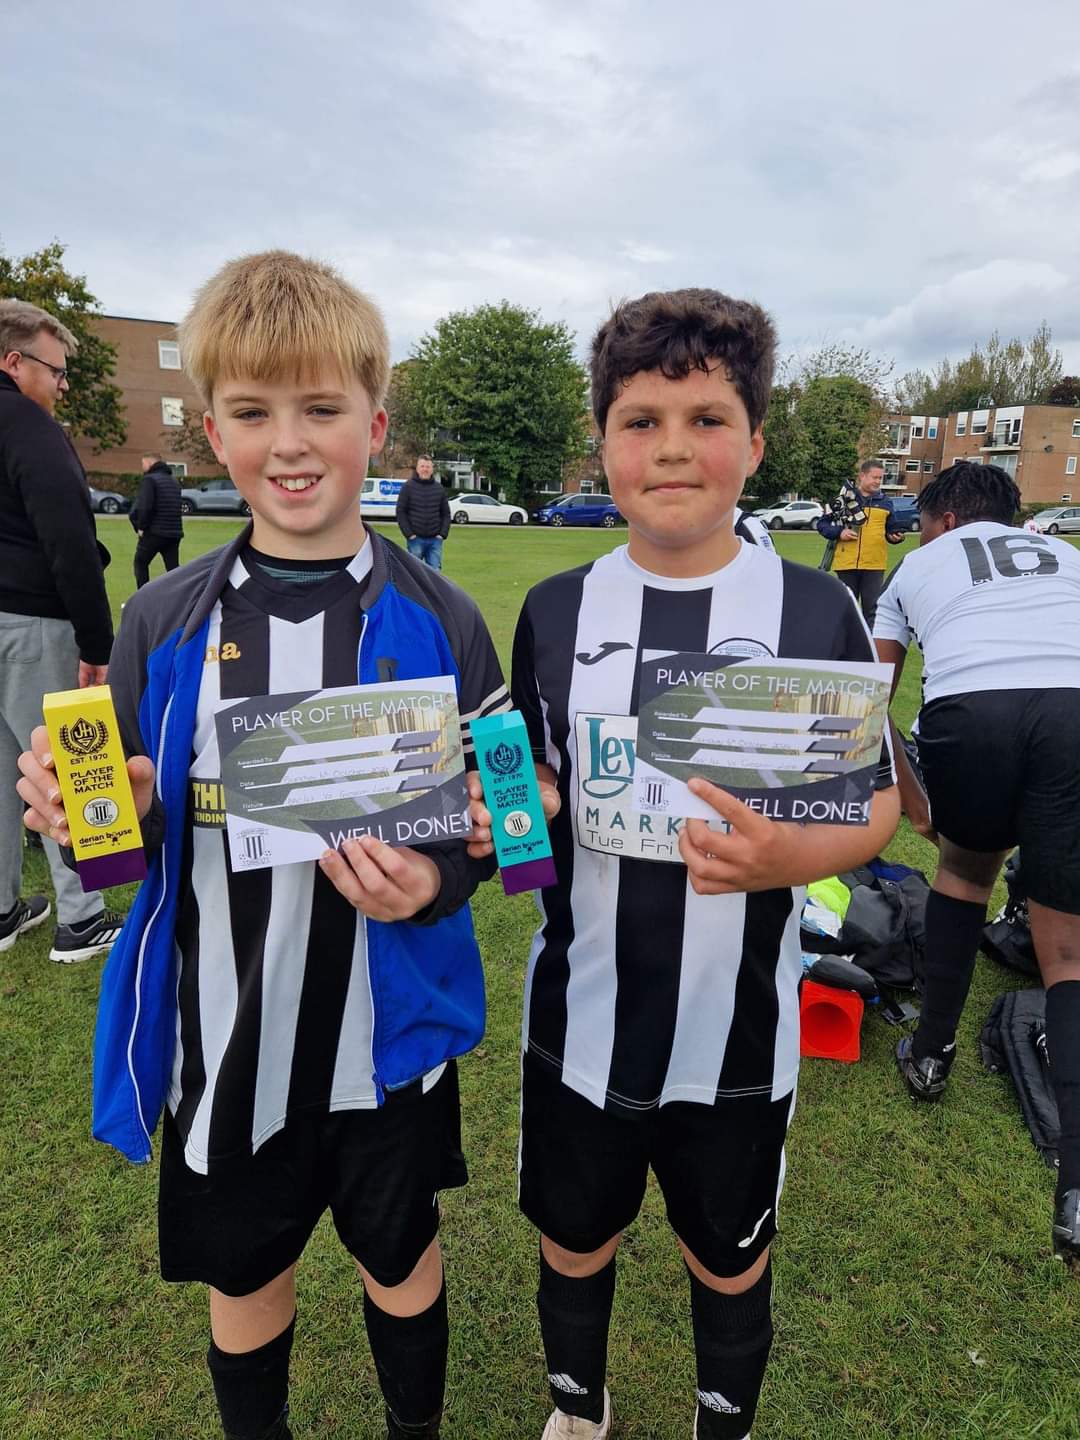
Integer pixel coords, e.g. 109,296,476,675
49,908,126,964
0,895,51,953
1053,1189,1080,1269
896,1035,956,1102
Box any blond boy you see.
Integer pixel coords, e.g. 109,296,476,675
18,251,508,1440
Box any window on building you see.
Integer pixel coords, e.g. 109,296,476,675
923,461,934,473
168,462,187,478
158,340,181,370
997,453,1018,479
1067,456,1078,476
904,459,920,472
161,397,184,427
971,413,988,435
955,415,967,436
927,420,938,439
910,424,924,439
1072,419,1080,437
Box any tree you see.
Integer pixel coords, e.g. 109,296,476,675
0,241,126,451
162,409,221,470
798,375,878,502
751,383,812,506
893,323,1064,414
379,360,432,475
408,302,589,503
1047,375,1080,406
794,343,893,462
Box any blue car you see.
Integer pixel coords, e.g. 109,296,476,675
532,493,622,528
888,498,921,533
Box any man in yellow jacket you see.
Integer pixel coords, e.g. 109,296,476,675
819,459,905,625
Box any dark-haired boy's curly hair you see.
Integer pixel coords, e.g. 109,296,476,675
590,288,777,434
917,461,1021,526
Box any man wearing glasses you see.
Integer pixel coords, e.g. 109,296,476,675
0,299,123,964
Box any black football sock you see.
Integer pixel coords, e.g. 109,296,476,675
536,1248,615,1424
207,1315,294,1440
364,1281,447,1436
1046,980,1080,1195
912,891,986,1060
690,1260,773,1440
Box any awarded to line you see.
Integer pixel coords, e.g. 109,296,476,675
633,653,893,827
215,678,468,870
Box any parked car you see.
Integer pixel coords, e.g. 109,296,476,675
751,500,824,530
887,497,921,533
532,493,622,528
1031,506,1080,535
88,485,131,515
448,492,528,525
180,477,250,515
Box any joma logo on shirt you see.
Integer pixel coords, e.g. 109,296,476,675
204,643,241,663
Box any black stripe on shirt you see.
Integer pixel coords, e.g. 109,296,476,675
286,868,358,1112
205,604,274,1159
714,889,792,1096
605,584,713,1109
512,567,591,1071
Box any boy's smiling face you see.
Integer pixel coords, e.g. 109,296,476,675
602,363,764,576
204,371,387,558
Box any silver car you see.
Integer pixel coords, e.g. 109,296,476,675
1032,506,1080,535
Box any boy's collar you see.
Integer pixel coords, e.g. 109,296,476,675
178,524,389,645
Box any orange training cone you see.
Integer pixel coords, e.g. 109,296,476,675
799,978,864,1063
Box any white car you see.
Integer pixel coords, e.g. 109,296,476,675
449,493,528,525
1031,506,1080,535
752,499,824,531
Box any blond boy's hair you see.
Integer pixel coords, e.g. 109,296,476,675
178,250,390,408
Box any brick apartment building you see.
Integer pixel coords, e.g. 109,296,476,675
70,314,218,479
880,404,1080,506
73,314,602,497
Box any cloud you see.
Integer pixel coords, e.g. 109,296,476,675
842,261,1080,371
4,0,1079,379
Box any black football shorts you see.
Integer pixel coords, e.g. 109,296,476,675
519,1050,795,1278
159,1064,466,1296
916,688,1080,915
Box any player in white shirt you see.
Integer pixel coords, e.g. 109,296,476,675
874,461,1080,1268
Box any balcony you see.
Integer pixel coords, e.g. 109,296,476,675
982,430,1021,450
880,424,911,455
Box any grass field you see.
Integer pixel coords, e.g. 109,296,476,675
2,518,1077,1439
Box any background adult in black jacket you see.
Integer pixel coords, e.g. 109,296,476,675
395,455,450,569
130,452,183,588
0,299,123,964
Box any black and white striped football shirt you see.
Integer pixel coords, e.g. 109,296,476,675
170,540,507,1173
512,541,895,1114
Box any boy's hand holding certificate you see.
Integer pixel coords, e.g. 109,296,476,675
633,653,892,828
215,677,469,871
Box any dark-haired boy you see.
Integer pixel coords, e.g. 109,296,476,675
18,251,509,1439
472,288,899,1437
875,460,1080,1267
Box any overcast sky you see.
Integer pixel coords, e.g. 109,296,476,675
6,0,1079,381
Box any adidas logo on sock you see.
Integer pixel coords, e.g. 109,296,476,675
549,1373,589,1395
697,1389,741,1414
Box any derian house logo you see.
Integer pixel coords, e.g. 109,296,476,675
59,716,109,757
485,740,524,777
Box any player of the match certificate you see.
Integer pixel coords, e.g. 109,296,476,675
633,652,893,827
214,678,468,871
